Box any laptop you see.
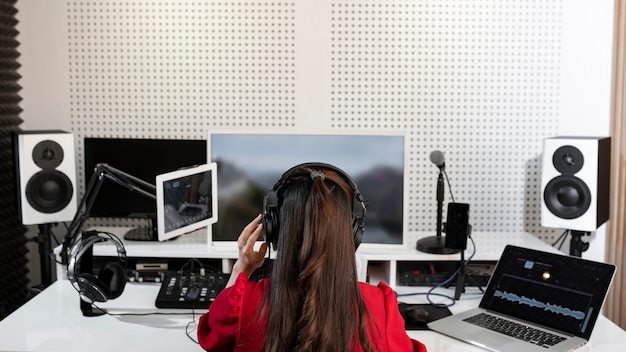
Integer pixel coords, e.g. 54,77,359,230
428,245,616,352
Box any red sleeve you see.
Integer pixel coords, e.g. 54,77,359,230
197,273,248,351
363,282,428,352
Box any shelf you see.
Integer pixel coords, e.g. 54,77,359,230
55,227,561,291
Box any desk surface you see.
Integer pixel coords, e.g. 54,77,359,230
1,280,624,352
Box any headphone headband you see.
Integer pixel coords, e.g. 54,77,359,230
263,162,367,250
67,232,126,280
67,231,127,303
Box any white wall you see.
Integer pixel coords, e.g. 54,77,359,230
555,1,614,261
14,1,616,284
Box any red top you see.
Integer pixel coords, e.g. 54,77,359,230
197,273,427,352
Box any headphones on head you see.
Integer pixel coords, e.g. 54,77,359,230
67,232,127,304
262,162,367,250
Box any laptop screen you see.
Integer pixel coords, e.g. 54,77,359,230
479,245,615,340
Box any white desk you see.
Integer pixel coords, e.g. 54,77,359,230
9,229,618,351
0,280,625,352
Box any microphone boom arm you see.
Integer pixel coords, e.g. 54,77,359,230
61,163,156,264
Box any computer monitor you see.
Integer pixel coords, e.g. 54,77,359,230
83,137,207,240
156,163,218,242
207,130,407,248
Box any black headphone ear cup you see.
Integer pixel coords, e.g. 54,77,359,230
263,191,280,248
77,272,111,303
98,262,127,300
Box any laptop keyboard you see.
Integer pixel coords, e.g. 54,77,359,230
464,313,567,348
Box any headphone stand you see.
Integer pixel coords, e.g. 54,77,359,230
81,300,105,317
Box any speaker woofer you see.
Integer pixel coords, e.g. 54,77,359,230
25,170,74,213
543,175,592,219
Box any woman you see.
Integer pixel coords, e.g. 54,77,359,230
198,163,427,352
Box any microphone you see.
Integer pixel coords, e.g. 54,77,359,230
429,150,445,169
417,149,459,255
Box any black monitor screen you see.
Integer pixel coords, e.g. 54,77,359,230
83,138,207,221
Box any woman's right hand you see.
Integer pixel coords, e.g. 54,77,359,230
226,214,268,287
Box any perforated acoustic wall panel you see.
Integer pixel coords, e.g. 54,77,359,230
62,0,582,243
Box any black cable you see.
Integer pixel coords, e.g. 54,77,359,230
185,319,200,344
182,289,199,344
178,258,219,274
174,270,202,344
48,223,71,265
396,236,477,307
50,251,63,265
442,169,455,203
552,229,569,250
90,299,201,345
45,222,63,247
91,305,195,317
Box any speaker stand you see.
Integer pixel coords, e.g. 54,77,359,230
35,223,54,287
569,230,590,257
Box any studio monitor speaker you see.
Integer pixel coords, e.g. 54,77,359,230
541,136,610,232
13,130,78,225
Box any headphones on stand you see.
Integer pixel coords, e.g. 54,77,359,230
67,231,127,304
262,162,368,250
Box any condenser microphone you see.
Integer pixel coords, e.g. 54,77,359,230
429,150,445,169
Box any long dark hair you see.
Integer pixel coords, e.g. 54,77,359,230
262,166,376,352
